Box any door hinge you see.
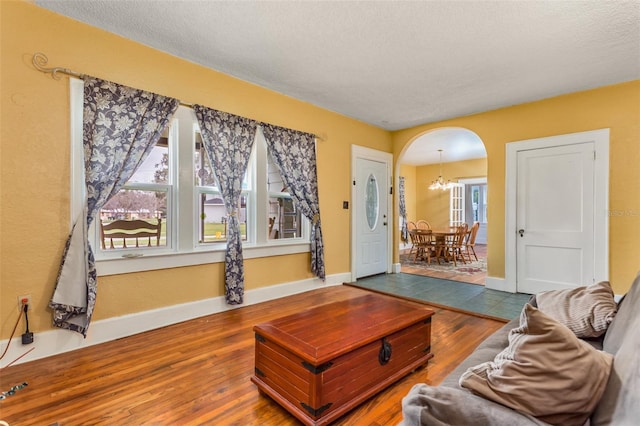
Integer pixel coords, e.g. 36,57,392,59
353,180,356,186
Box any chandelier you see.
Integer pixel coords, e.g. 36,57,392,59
429,150,453,191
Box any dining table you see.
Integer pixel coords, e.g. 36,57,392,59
411,226,470,264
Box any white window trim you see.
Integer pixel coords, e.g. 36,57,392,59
70,80,310,277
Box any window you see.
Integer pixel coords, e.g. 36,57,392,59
267,153,303,239
99,136,171,250
194,131,249,244
470,184,488,223
71,82,310,275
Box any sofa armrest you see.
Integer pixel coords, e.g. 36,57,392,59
400,384,549,426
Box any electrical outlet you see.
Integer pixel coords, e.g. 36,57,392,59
18,294,32,312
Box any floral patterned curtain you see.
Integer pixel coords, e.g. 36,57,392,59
261,125,325,280
399,176,409,243
193,105,257,304
50,77,179,336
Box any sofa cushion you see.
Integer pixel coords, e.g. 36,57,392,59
602,272,640,354
459,304,613,426
535,281,617,338
592,313,640,425
400,384,548,426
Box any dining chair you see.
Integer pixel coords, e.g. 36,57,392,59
416,220,431,230
413,229,435,263
407,221,418,257
463,221,480,262
436,223,468,266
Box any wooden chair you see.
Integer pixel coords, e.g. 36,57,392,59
463,221,480,262
416,220,431,230
435,223,468,266
407,221,418,257
100,218,162,249
413,229,435,263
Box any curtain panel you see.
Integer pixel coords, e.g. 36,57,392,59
399,176,409,243
261,124,326,280
50,77,179,336
193,105,257,305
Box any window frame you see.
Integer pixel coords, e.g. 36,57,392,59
70,82,310,277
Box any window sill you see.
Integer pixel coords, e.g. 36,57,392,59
96,242,311,276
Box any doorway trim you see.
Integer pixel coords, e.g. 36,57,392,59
351,145,393,282
503,129,609,293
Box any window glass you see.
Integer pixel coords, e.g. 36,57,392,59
267,152,302,239
471,184,488,223
98,128,171,251
128,140,169,184
198,192,248,243
100,188,168,249
194,132,218,188
365,173,379,230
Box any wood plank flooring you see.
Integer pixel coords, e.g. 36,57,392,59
0,285,505,425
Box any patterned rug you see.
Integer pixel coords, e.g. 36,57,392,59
399,253,487,276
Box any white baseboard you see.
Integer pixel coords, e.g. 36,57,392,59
0,273,350,368
485,276,516,293
392,263,402,273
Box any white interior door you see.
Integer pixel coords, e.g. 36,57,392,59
516,143,595,294
354,157,389,278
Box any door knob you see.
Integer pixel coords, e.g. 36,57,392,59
518,229,525,237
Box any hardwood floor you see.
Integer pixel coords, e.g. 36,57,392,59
0,285,504,425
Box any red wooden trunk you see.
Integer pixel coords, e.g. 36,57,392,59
251,293,434,425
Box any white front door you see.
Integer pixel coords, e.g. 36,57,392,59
516,142,595,294
354,156,389,278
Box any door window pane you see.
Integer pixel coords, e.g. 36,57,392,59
365,173,379,230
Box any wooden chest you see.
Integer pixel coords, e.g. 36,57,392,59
251,293,434,425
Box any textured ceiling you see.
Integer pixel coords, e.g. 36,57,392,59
36,0,640,163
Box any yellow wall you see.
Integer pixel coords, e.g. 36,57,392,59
393,81,640,294
414,158,487,228
0,1,391,338
2,1,638,341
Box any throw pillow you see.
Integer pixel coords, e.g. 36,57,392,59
459,304,613,426
535,281,617,338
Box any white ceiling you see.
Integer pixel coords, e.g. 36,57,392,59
402,128,486,166
36,0,640,164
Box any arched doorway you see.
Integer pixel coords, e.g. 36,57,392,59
396,127,488,285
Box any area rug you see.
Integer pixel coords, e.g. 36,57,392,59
399,253,487,276
346,274,531,322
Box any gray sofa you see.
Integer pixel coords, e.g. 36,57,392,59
401,273,640,426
